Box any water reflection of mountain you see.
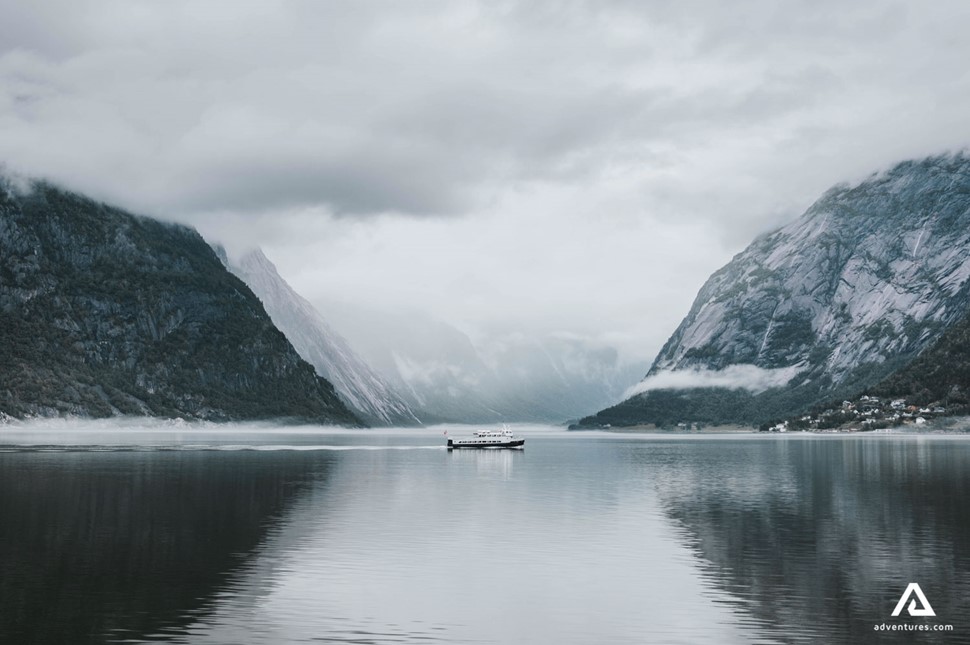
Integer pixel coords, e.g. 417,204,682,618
0,450,329,644
647,438,970,644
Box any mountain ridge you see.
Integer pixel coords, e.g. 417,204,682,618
224,248,422,426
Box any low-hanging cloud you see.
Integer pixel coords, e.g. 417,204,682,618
624,364,802,398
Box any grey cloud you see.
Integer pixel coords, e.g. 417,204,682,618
1,1,671,217
4,1,970,365
168,149,473,216
3,1,969,226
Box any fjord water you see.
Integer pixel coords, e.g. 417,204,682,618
1,425,969,644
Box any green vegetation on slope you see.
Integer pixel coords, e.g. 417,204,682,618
868,311,970,412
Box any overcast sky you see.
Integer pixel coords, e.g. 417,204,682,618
3,1,970,363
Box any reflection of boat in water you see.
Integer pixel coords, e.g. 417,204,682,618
449,445,517,479
446,425,525,450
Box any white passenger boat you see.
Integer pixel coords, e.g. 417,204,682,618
446,425,524,449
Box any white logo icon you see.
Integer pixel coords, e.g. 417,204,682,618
891,583,936,617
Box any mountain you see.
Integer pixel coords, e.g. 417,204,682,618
0,178,360,425
323,303,648,424
223,248,421,426
579,152,970,428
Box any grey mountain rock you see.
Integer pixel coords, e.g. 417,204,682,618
224,248,421,426
581,152,970,427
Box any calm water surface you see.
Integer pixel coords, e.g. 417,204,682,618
1,423,969,644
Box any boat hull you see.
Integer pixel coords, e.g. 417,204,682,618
447,438,525,450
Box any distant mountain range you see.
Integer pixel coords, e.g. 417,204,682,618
0,179,359,424
322,303,648,424
579,152,970,428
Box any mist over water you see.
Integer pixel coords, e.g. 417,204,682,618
1,423,969,644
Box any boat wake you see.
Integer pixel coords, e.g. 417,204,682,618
0,444,449,453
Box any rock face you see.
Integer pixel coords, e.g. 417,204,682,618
225,248,421,426
0,179,360,424
581,152,970,427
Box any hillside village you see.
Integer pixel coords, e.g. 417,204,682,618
763,395,948,433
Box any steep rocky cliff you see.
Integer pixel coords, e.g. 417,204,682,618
224,248,421,426
0,179,360,424
580,152,970,427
